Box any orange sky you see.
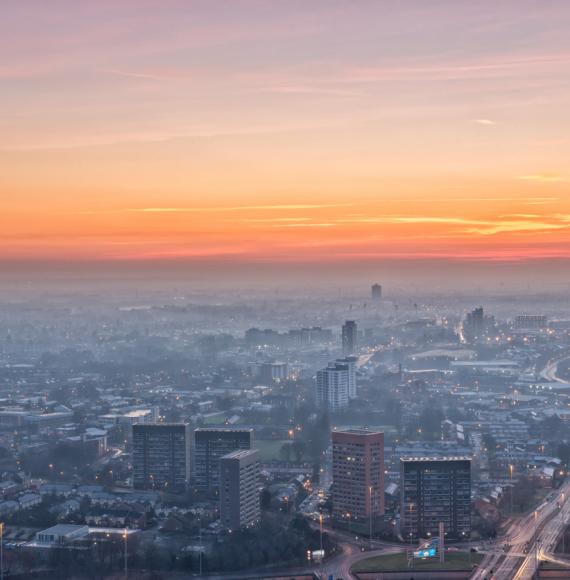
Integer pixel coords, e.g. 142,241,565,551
2,1,570,265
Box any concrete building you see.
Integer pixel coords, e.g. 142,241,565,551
132,423,191,492
259,361,288,383
400,456,471,540
193,428,253,492
371,283,382,301
341,320,357,356
220,449,260,530
514,315,547,330
316,363,350,411
336,356,358,399
35,524,90,545
332,429,384,522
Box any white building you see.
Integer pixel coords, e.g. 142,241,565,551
316,363,349,411
336,356,357,399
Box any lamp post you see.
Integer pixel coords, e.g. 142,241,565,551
509,464,514,516
319,512,324,574
0,521,4,580
369,486,373,550
199,518,203,576
123,528,128,579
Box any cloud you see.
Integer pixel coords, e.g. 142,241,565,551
77,203,353,215
473,119,495,125
102,68,191,81
465,221,567,236
518,174,564,182
130,204,351,213
271,223,336,228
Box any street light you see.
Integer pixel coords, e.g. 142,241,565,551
369,486,373,550
123,528,128,579
319,513,324,574
509,464,514,516
0,521,4,580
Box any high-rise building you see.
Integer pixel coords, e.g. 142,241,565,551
336,356,358,399
332,429,384,522
514,315,547,330
316,363,349,411
193,428,253,492
342,320,357,356
258,361,288,383
371,284,382,301
220,449,260,530
132,423,191,492
400,456,471,540
463,307,494,342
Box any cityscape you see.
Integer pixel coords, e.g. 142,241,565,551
2,1,570,579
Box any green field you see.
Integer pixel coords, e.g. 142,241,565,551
352,551,483,572
255,439,289,460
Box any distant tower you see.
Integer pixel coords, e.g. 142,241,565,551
341,320,357,356
371,283,382,301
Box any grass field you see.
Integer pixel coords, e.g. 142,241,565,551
352,551,484,572
255,439,289,460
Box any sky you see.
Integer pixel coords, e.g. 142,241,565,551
2,0,570,281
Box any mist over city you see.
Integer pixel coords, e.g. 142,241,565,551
2,1,570,580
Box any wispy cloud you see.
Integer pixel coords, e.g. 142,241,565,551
102,68,192,81
518,174,565,182
78,203,353,215
271,223,336,228
472,119,495,125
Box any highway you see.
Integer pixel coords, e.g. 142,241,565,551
539,355,570,384
472,479,570,579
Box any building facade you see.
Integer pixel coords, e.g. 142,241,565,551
132,423,191,492
220,449,260,530
193,428,253,492
316,363,350,411
332,429,384,522
371,284,382,301
336,356,357,399
341,320,357,356
400,456,471,540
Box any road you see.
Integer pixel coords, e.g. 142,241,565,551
539,355,570,384
471,479,570,579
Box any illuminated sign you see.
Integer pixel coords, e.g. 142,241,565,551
414,548,436,559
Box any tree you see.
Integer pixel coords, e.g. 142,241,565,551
279,442,292,463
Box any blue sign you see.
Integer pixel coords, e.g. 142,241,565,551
414,548,436,559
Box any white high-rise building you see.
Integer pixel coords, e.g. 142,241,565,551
316,363,349,411
336,356,357,399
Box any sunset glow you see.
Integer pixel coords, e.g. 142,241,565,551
2,1,570,266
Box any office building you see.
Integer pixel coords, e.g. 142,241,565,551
316,363,350,411
463,307,495,342
193,428,253,492
132,423,191,492
220,449,260,530
514,315,547,330
400,456,471,540
371,283,382,301
259,361,288,383
332,429,384,521
342,320,357,356
336,356,358,399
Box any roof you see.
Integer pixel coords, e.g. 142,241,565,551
400,455,472,463
39,524,89,535
221,449,258,460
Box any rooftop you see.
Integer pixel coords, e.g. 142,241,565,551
400,456,472,463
